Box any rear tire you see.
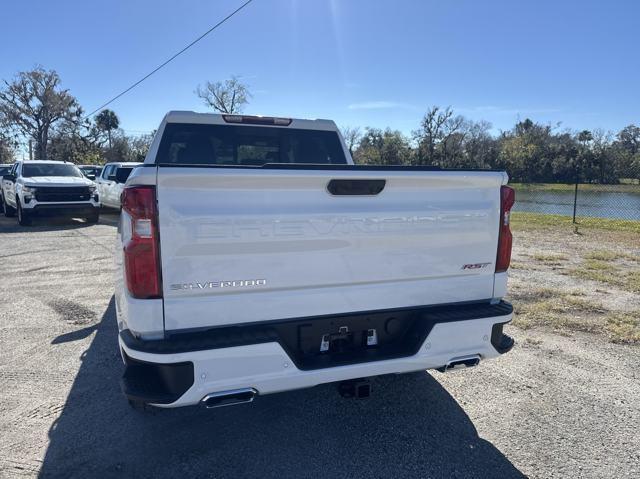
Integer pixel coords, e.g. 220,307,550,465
17,200,31,226
3,196,15,217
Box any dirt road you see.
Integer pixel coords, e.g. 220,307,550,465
0,214,638,478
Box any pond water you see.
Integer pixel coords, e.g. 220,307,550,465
513,188,640,221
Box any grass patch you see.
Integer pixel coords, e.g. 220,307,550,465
572,269,619,285
510,261,527,270
511,212,640,235
523,337,543,346
510,182,640,193
567,290,586,296
628,271,640,293
532,252,568,263
584,250,620,261
511,289,607,334
584,250,638,261
569,259,618,284
510,286,639,343
509,286,557,302
606,313,640,344
568,260,640,293
513,298,604,334
582,260,615,271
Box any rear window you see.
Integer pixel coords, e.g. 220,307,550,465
117,167,134,180
22,163,83,178
156,123,347,166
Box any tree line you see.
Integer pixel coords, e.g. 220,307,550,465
1,67,638,183
0,68,252,165
0,67,153,165
343,107,640,183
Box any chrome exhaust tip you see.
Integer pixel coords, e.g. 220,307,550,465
201,388,257,409
438,354,481,372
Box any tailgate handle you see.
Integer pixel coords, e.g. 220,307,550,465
327,179,386,196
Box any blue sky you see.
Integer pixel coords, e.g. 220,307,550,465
1,0,639,137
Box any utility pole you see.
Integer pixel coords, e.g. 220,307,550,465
572,171,579,224
28,139,33,161
573,131,592,225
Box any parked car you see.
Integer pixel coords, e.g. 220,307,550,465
96,162,142,209
0,163,13,208
115,111,515,411
78,165,103,181
1,160,99,225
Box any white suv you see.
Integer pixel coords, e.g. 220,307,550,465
1,160,99,225
0,164,12,209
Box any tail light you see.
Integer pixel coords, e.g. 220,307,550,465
121,186,162,298
495,185,515,273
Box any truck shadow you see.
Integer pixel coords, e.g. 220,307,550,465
41,298,524,479
0,212,119,233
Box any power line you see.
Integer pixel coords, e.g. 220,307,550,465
85,0,255,118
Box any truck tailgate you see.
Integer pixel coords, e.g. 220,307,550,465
156,167,506,331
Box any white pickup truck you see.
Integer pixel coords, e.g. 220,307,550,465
96,161,143,209
115,111,515,410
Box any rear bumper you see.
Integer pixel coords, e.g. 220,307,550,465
119,301,513,407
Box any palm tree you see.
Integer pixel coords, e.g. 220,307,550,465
576,130,593,177
95,109,120,150
577,130,593,146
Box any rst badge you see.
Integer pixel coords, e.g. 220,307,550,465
461,263,491,270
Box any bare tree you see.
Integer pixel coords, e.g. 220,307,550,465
195,76,251,114
412,106,466,165
413,106,452,164
127,131,156,161
462,119,496,168
439,113,466,163
0,67,82,161
339,126,361,156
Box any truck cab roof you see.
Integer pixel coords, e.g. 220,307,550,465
103,161,143,167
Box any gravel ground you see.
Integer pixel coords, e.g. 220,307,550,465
510,224,640,312
0,213,638,478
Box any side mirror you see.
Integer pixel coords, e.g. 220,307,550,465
107,174,117,181
114,168,132,184
86,174,96,180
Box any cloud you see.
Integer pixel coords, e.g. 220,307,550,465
348,101,416,110
456,105,562,115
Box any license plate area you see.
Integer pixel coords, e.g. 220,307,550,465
272,309,429,370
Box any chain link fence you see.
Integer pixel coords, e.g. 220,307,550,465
511,172,640,227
